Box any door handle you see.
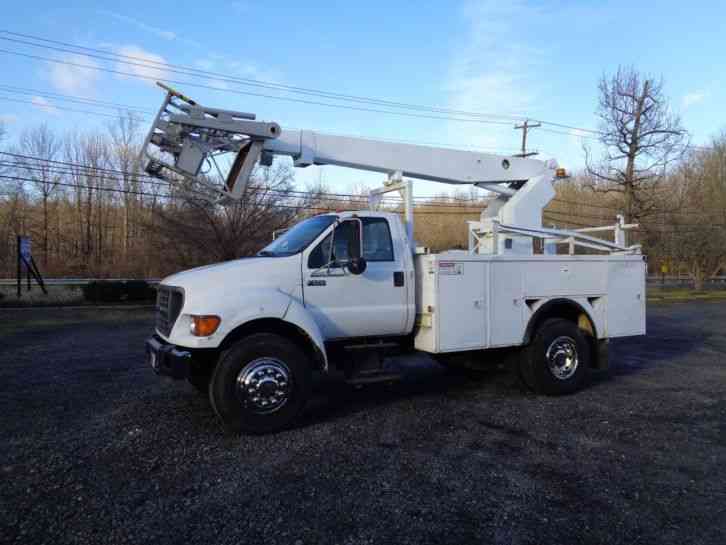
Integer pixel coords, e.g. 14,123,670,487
393,271,404,287
307,279,327,287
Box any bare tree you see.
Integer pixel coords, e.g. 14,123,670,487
665,136,726,289
63,130,112,273
108,112,143,258
154,162,300,268
14,124,62,267
585,67,688,227
0,121,7,187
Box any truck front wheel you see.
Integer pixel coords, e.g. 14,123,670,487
520,318,590,395
208,333,312,434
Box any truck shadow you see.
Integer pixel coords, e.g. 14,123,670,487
298,313,706,429
299,361,518,429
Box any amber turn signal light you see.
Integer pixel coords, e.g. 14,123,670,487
190,315,221,336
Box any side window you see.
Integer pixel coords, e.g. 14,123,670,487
307,221,356,269
307,218,394,268
362,218,394,262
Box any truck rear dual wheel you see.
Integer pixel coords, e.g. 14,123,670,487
208,333,312,434
520,318,590,395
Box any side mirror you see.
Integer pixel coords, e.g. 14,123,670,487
347,257,367,275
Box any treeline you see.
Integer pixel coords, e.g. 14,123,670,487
1,67,725,288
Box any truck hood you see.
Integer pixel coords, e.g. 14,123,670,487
160,255,301,295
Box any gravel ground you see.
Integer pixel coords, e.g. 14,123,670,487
1,302,725,545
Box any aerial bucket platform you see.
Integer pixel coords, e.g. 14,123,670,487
140,83,281,202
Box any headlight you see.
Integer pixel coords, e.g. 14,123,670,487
189,315,221,336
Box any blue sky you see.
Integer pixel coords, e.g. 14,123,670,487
1,0,724,195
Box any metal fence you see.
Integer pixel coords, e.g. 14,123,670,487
0,278,161,286
0,276,725,287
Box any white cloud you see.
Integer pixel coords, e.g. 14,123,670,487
444,1,547,150
100,10,200,48
682,91,706,109
115,45,170,84
100,10,176,41
31,96,60,116
48,54,99,96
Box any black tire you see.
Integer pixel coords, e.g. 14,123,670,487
520,318,590,395
208,333,312,434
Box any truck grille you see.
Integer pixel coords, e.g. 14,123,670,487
156,285,184,337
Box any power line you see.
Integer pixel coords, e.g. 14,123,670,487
0,31,611,138
0,153,491,210
0,84,155,115
0,47,519,128
0,151,492,205
1,162,489,210
3,152,722,216
0,84,523,154
0,173,490,215
0,95,147,121
1,31,716,152
551,196,621,211
545,208,615,222
0,30,566,126
3,169,723,226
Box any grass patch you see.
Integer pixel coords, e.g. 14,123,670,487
647,288,726,303
0,284,154,308
0,307,155,335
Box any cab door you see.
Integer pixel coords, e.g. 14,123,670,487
302,217,408,340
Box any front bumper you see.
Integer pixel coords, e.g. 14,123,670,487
145,335,192,379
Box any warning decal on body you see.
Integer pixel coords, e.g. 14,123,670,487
438,262,463,275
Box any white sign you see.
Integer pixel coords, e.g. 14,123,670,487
438,262,463,275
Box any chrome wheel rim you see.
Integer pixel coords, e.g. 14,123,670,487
236,358,292,414
545,336,579,380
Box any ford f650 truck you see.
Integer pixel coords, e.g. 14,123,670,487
143,85,646,434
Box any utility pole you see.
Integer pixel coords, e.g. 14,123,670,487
514,120,541,157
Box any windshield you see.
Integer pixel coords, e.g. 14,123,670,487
258,215,337,257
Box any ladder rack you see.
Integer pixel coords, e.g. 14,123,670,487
468,215,640,256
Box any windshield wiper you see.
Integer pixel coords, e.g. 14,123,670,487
257,250,277,257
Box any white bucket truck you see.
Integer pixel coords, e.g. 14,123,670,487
143,85,645,433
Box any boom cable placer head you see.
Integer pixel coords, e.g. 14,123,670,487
140,82,281,203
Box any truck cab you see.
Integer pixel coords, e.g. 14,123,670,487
147,211,418,433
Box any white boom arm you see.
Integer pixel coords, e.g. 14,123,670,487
140,85,639,256
140,83,552,201
263,130,548,196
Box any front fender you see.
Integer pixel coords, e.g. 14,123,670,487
282,298,328,370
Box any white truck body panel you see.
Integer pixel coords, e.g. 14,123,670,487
413,253,646,354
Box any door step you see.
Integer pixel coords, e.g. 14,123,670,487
345,371,401,385
343,341,400,351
